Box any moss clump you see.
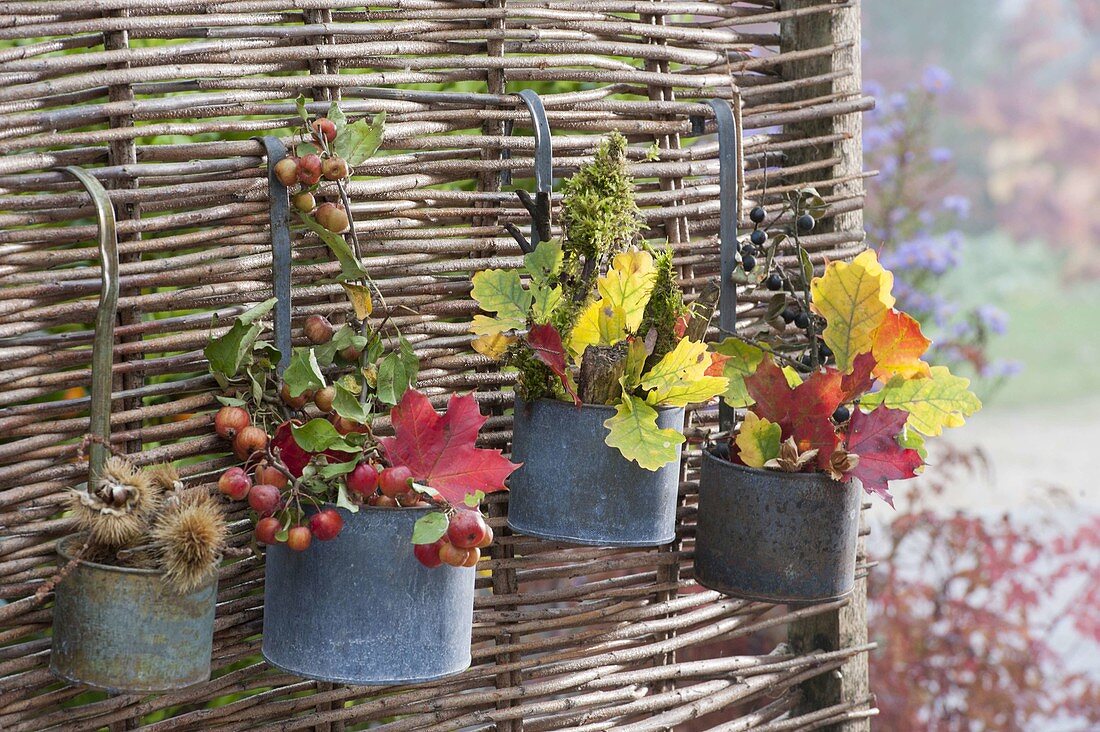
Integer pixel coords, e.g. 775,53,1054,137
639,247,685,364
559,131,643,294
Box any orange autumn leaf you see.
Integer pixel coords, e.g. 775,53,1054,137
871,309,931,380
704,351,730,377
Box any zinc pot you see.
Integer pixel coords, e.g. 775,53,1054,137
50,534,217,693
507,396,686,547
694,448,861,603
262,504,475,685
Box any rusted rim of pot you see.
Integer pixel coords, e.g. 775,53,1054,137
57,533,220,588
701,448,852,487
515,396,684,416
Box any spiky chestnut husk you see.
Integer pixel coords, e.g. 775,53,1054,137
70,455,157,548
150,488,227,594
145,463,184,497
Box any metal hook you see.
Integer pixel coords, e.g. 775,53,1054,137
692,96,745,432
53,167,118,483
254,135,293,375
502,89,553,253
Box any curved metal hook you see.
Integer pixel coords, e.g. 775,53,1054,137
253,135,293,374
53,167,118,482
503,89,553,252
692,96,745,431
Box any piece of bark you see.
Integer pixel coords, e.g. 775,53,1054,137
686,279,721,341
578,343,628,405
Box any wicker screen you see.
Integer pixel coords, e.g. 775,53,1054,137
0,2,875,729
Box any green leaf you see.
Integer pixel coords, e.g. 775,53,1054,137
295,94,310,127
859,365,982,436
297,141,319,157
334,111,385,166
333,383,371,423
335,482,360,513
298,212,368,281
205,321,263,380
712,338,765,408
798,245,814,288
327,101,347,137
376,337,419,405
463,490,486,508
411,512,448,544
529,283,563,324
898,425,928,461
240,298,278,325
319,458,360,479
275,528,289,543
215,395,247,407
291,418,356,453
603,394,685,471
524,240,563,284
470,269,532,334
283,348,326,397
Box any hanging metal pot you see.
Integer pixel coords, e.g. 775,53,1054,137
506,396,685,547
694,447,861,603
48,166,218,692
261,504,475,684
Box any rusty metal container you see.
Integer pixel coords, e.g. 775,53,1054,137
262,504,475,685
49,535,218,693
507,396,685,547
694,448,861,603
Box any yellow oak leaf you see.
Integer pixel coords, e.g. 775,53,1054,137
735,411,782,468
568,300,628,361
871,309,932,380
603,394,684,471
810,249,896,372
611,248,655,277
471,332,517,360
860,365,982,436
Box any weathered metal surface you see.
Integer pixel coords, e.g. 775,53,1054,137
695,448,861,603
253,135,293,375
50,536,217,693
507,396,685,547
262,504,475,685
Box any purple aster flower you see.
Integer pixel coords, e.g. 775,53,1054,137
981,359,1024,378
921,66,953,94
942,195,971,220
975,304,1010,336
930,146,954,164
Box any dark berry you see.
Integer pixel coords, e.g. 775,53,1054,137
781,306,797,324
765,273,783,291
750,229,767,246
741,244,757,257
832,405,850,423
797,214,816,232
750,206,766,224
817,341,833,360
794,310,810,329
741,254,756,272
799,353,814,367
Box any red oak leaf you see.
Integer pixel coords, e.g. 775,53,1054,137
844,405,924,507
840,351,878,403
380,389,520,503
526,322,580,405
745,358,842,469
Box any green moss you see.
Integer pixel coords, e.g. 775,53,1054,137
559,131,643,295
639,247,685,363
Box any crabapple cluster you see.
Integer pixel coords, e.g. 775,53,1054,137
414,509,493,569
271,117,351,234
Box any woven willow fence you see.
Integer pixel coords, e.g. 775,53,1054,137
0,1,876,729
